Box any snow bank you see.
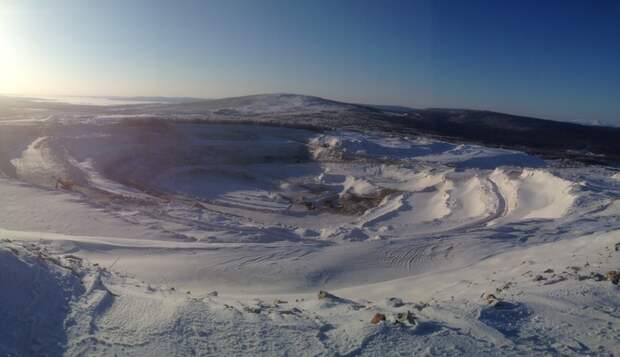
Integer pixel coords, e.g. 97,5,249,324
0,241,83,356
309,133,545,169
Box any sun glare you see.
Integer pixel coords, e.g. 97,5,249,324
0,17,18,92
0,9,34,95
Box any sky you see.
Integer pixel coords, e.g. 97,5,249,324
1,0,619,124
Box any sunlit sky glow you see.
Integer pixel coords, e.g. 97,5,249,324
1,0,619,124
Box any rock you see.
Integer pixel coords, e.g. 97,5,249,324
55,178,75,190
533,275,546,282
413,302,429,311
273,299,288,305
281,307,302,315
386,297,404,308
615,242,620,252
243,306,261,314
543,268,554,274
482,293,501,306
371,313,386,325
394,311,417,325
207,291,218,297
302,201,316,210
606,271,619,284
500,282,513,290
543,276,567,285
318,290,336,300
590,272,606,281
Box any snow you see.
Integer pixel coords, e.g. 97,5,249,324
1,228,618,356
488,168,576,224
0,97,619,355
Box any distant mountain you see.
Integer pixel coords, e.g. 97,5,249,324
153,93,377,115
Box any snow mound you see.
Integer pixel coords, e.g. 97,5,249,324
489,168,576,224
340,176,381,197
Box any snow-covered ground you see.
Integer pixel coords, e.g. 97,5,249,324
1,96,619,356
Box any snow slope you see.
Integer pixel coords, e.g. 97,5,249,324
1,227,618,356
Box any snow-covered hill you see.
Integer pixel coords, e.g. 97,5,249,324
159,93,366,115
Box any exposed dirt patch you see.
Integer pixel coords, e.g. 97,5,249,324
299,188,398,215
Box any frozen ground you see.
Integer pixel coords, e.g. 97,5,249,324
1,95,619,356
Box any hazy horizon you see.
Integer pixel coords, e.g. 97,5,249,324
1,0,619,124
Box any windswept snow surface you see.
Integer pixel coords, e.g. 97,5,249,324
1,101,619,356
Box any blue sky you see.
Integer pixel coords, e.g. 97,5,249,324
1,0,619,123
